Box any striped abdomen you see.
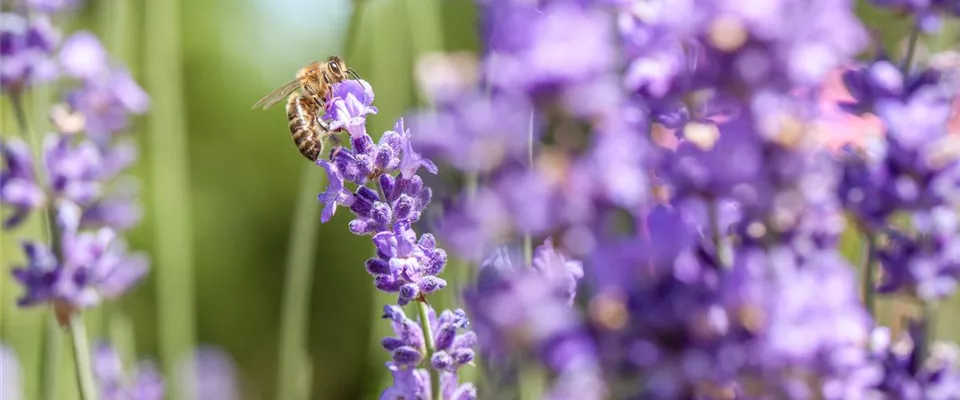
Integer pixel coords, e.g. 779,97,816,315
286,94,325,161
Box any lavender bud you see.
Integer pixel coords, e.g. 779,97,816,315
398,283,419,306
382,305,406,322
430,352,454,371
450,348,475,366
351,134,374,155
418,233,436,250
417,276,446,295
379,174,395,201
434,323,457,351
391,346,422,366
452,331,477,349
375,275,401,292
348,220,370,235
424,248,447,276
381,337,404,351
371,202,392,228
393,195,415,221
365,258,391,275
375,145,394,171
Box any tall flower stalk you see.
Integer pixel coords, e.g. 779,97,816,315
144,0,195,397
2,2,156,399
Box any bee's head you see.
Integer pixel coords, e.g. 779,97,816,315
326,56,348,81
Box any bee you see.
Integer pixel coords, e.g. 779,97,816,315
251,55,363,161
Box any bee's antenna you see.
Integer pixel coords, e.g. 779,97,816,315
347,68,371,105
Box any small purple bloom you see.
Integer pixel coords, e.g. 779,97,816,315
12,201,149,312
0,137,45,228
0,13,59,92
325,80,377,138
317,160,353,223
59,31,108,80
93,341,164,400
397,119,438,179
66,66,150,138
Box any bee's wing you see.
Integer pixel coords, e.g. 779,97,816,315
251,79,301,110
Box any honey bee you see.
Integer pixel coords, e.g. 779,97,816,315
252,56,363,161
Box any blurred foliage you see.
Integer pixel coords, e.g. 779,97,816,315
0,1,958,399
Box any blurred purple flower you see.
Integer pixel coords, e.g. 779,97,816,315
0,137,45,228
867,324,960,399
81,176,143,231
26,0,83,13
0,12,59,92
66,66,150,138
1,342,24,400
407,92,534,174
59,31,107,80
42,133,104,204
465,245,604,399
12,201,149,312
93,341,164,400
178,346,241,400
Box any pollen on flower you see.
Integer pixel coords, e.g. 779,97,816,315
708,15,748,52
588,290,628,331
683,122,721,150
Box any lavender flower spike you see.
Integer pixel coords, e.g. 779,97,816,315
12,201,149,319
0,137,45,228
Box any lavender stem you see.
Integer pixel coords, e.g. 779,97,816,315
708,199,731,268
901,23,921,75
417,300,442,400
862,234,877,318
10,92,62,400
67,314,97,400
145,0,197,395
40,315,63,400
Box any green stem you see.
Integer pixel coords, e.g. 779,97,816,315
145,0,196,396
918,301,936,363
707,199,731,268
275,168,323,400
523,111,534,267
9,91,62,400
417,301,441,400
40,314,63,400
519,363,546,400
68,315,98,400
862,234,877,318
901,24,920,75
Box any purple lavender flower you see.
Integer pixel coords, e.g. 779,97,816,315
0,137,45,228
178,346,240,400
876,221,960,300
42,133,104,204
1,342,24,400
482,1,616,93
325,79,377,138
380,305,477,399
81,176,143,231
12,201,149,315
93,342,164,400
65,66,150,139
407,92,534,174
867,324,960,399
465,245,604,399
0,12,59,93
59,31,108,81
368,221,448,305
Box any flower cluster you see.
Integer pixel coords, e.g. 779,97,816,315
314,80,476,398
2,7,150,320
93,342,164,400
401,0,960,398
